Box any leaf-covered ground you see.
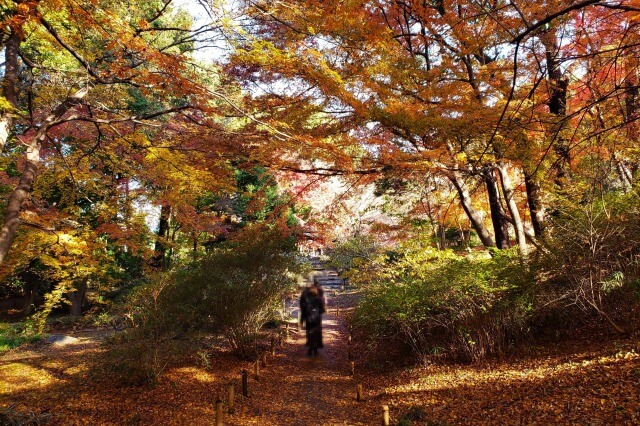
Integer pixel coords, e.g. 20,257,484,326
2,293,639,425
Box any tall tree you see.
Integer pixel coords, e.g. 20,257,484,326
226,0,640,253
0,0,236,266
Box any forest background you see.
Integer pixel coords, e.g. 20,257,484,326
1,0,640,422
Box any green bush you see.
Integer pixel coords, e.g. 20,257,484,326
121,225,302,361
0,323,42,353
352,242,535,362
327,235,381,285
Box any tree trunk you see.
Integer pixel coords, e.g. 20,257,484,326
438,223,446,250
151,202,171,268
614,155,633,191
539,27,571,186
449,172,495,248
0,31,20,155
484,168,510,249
624,76,638,128
67,279,88,318
192,231,198,252
21,280,38,315
496,162,527,257
0,86,90,265
524,171,545,237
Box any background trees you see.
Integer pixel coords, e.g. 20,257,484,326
1,0,640,361
225,0,640,251
0,0,251,319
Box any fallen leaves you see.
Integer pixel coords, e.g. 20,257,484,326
1,299,640,425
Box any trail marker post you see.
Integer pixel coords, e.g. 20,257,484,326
215,399,223,426
228,385,235,414
242,369,249,397
382,405,390,426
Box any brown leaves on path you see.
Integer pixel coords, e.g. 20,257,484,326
2,296,640,425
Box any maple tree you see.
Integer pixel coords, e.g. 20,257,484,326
225,0,640,257
0,0,264,319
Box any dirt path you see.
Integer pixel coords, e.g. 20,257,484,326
1,292,383,426
231,293,378,425
3,290,640,425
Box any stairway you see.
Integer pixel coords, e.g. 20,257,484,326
307,256,345,292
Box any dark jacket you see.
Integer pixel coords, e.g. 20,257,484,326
300,286,325,349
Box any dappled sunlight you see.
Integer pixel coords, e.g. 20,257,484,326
3,291,638,425
0,362,59,394
168,366,218,384
375,342,640,424
385,347,640,396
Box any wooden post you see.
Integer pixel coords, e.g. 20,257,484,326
297,310,302,331
215,399,223,426
254,360,260,379
228,385,235,414
261,351,268,368
270,335,276,356
382,405,389,426
356,384,363,402
242,369,249,397
350,361,355,376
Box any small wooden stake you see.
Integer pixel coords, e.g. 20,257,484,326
350,361,355,376
215,399,223,426
348,347,353,361
254,360,260,379
261,351,268,368
356,384,363,402
382,405,389,426
270,335,276,355
228,385,235,414
348,333,352,345
242,369,249,397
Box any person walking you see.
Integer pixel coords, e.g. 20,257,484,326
300,283,326,356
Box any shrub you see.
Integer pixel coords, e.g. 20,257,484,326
119,225,302,363
352,242,535,362
0,323,42,352
538,191,640,333
327,235,381,286
182,226,303,358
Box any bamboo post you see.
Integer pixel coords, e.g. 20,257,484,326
215,399,223,426
261,351,268,368
242,369,249,397
228,385,235,414
254,360,260,379
356,384,363,402
350,361,355,376
382,405,389,426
